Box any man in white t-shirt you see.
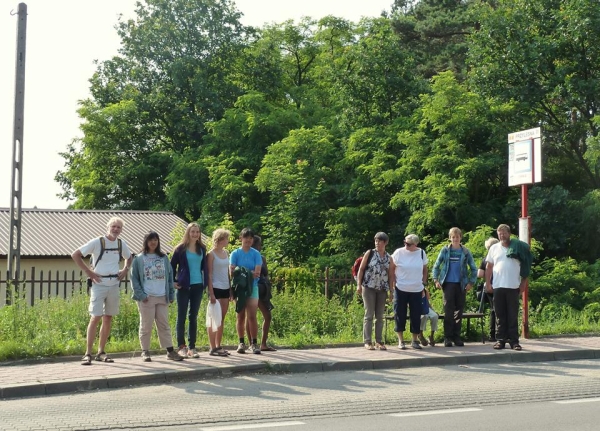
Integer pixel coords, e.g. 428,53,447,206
72,217,132,365
485,224,527,351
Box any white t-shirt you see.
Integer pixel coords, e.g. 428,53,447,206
485,243,521,289
79,236,131,287
211,251,230,290
142,254,167,296
391,247,428,293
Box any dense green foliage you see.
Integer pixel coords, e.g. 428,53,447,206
55,0,600,316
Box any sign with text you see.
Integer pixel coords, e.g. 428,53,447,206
508,127,542,186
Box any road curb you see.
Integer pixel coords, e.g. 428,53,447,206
1,347,599,400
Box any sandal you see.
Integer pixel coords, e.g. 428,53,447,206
493,342,505,350
94,352,114,362
81,354,92,366
216,346,231,355
365,343,375,350
210,348,229,357
260,346,277,352
511,343,522,351
375,343,387,351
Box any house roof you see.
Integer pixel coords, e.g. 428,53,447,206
0,208,209,257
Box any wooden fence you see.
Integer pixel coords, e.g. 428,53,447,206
0,266,356,308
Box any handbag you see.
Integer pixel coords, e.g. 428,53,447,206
205,301,222,332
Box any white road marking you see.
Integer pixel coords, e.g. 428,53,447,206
200,421,305,431
554,397,600,404
390,408,482,417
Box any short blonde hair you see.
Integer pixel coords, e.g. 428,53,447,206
485,237,499,250
212,228,231,244
106,217,124,228
405,234,420,245
448,227,462,239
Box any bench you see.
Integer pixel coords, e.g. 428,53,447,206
384,312,486,344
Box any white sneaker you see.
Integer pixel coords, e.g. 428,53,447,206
141,350,151,362
251,343,261,354
236,343,247,354
398,341,406,350
178,346,188,357
188,348,200,358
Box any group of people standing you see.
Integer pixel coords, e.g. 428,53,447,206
356,224,532,351
73,218,275,365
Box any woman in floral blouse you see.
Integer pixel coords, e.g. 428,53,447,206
356,232,392,350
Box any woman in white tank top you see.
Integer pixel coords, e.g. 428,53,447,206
206,228,233,356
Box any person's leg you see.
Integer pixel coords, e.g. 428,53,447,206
187,284,204,350
429,311,439,346
98,287,119,354
506,288,520,346
85,315,102,355
373,289,387,345
362,287,376,345
137,298,155,351
97,315,113,354
442,282,456,342
216,297,229,349
257,300,272,349
153,297,173,350
407,291,422,344
394,289,408,345
493,288,508,346
453,285,466,345
486,293,496,340
176,288,190,349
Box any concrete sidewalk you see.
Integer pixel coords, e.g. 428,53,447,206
1,336,599,400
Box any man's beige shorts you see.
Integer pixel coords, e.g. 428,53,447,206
89,284,120,316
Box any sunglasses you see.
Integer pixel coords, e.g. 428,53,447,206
404,241,415,246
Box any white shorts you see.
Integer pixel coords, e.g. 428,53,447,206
89,284,120,316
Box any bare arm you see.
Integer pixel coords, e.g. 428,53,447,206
206,252,216,303
71,249,100,283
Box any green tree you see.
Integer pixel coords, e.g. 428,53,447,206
469,0,600,190
57,0,249,210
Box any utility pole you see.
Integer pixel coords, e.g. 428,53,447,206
8,3,28,299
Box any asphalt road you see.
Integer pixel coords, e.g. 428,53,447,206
2,359,599,430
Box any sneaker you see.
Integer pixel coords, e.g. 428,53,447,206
167,350,184,361
188,348,200,358
141,350,152,362
411,341,422,350
178,346,188,357
237,343,247,354
398,341,406,350
418,334,429,346
454,338,465,347
444,338,453,347
251,343,261,354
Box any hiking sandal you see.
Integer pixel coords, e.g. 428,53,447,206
81,354,92,366
94,352,114,362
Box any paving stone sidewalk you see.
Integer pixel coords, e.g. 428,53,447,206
1,336,599,400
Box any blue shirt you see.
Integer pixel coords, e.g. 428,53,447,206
230,247,262,288
186,250,203,284
445,248,462,283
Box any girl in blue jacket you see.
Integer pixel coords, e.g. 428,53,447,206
170,222,208,358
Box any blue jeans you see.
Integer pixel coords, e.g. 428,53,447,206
176,283,204,349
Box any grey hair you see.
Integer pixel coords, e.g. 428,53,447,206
405,234,420,245
485,237,499,250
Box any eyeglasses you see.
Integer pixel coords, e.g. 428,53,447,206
404,241,415,247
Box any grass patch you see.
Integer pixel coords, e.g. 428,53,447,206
0,286,598,361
